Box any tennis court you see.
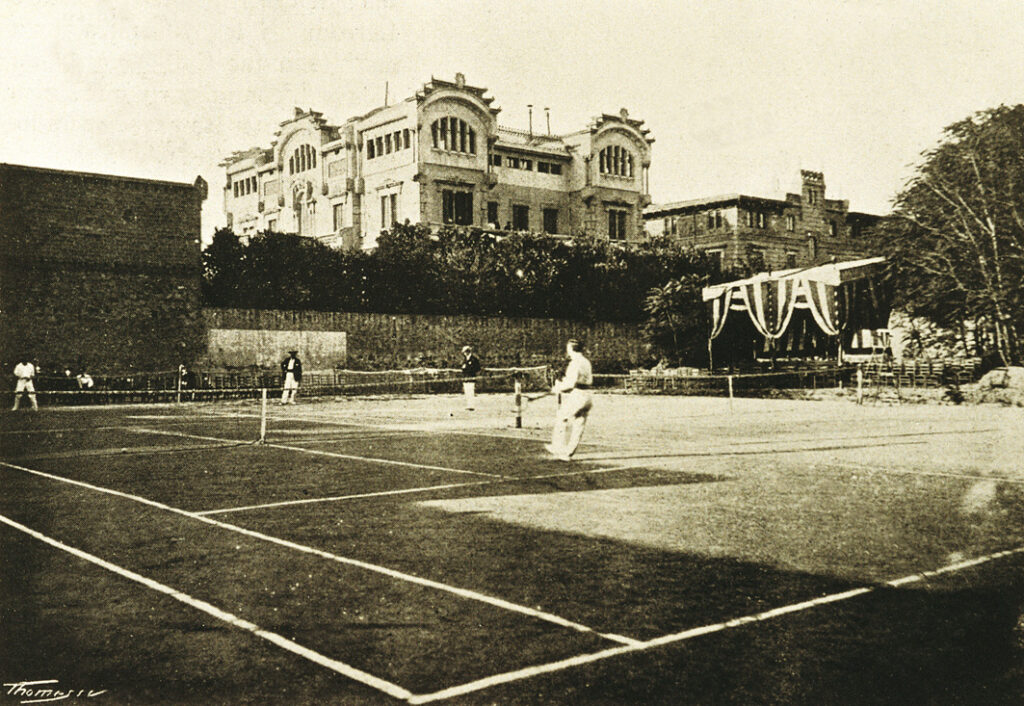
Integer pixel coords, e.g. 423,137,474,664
2,387,1023,704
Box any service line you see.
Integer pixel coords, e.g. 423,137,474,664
196,462,652,516
0,461,635,648
130,427,507,479
0,512,412,701
406,544,1024,703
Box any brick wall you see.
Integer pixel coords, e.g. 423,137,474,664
0,164,206,373
200,308,643,371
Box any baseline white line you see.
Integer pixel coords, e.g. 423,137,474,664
131,427,506,479
0,461,634,647
0,512,412,700
407,544,1024,704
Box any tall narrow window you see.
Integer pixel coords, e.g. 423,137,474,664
512,204,529,230
442,190,473,225
390,193,398,224
543,208,558,234
431,117,476,154
608,209,627,240
706,249,723,271
599,146,636,177
487,201,499,226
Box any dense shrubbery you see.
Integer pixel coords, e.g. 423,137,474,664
203,223,720,325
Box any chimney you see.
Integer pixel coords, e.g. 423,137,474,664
527,105,533,138
545,107,550,135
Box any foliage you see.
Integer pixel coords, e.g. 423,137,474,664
870,104,1024,364
641,275,714,366
202,224,718,325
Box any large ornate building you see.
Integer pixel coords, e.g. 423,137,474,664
221,74,654,248
644,170,880,271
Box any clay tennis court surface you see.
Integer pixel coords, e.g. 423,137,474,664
2,394,1023,704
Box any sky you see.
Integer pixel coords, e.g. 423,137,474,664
2,0,1022,244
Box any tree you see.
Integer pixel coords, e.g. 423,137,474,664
201,228,246,306
872,104,1024,364
200,223,719,323
641,274,712,367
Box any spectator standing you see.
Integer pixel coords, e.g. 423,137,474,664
281,350,302,405
460,345,482,411
11,357,39,411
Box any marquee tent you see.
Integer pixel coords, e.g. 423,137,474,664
701,257,891,366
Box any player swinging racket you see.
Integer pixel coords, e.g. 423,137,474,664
544,339,592,461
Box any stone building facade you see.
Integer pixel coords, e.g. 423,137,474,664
644,170,879,271
0,163,207,373
221,74,654,248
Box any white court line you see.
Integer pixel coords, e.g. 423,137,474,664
196,481,495,515
0,461,635,648
196,462,651,516
407,544,1024,704
266,442,507,479
0,512,412,701
221,407,631,449
131,427,507,480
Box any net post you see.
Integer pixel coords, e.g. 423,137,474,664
514,379,523,429
856,364,864,405
727,374,734,412
176,364,183,404
259,388,268,444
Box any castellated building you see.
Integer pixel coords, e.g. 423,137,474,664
644,170,880,271
220,73,653,248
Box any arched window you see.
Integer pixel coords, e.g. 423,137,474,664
599,145,635,177
289,144,317,174
431,117,476,155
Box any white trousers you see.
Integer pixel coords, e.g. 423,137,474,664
281,373,299,404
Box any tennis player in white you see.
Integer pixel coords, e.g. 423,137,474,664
545,339,593,461
11,357,39,411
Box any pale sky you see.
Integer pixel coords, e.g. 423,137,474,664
2,0,1022,244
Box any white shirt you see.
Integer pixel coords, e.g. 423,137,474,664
557,354,592,392
14,362,35,380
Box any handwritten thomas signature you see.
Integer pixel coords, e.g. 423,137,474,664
3,681,107,704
